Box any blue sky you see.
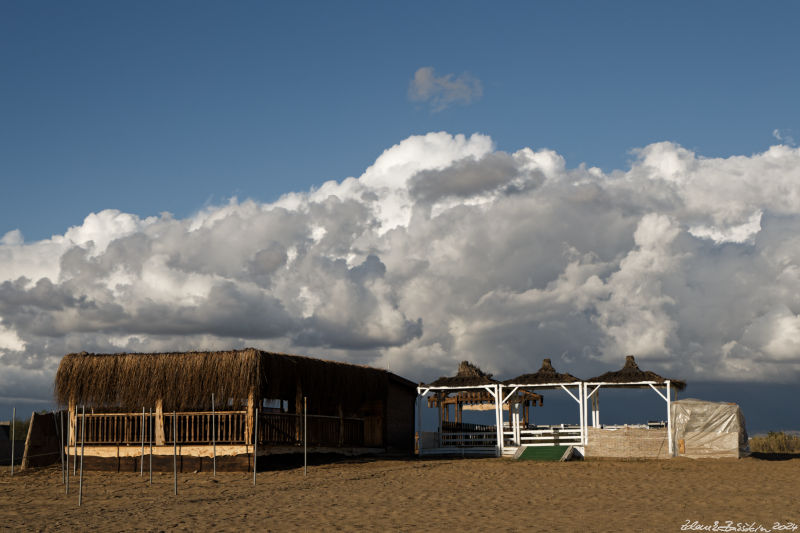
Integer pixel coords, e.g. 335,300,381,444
3,1,798,241
2,2,800,431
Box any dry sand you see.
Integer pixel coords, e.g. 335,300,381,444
2,456,799,532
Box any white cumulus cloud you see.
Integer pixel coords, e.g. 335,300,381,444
2,132,800,405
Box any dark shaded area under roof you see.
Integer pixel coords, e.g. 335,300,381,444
55,348,416,412
423,361,498,389
503,358,581,385
586,355,686,390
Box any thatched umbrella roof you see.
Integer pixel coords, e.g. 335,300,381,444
586,355,686,390
55,348,415,412
422,361,498,389
503,358,581,385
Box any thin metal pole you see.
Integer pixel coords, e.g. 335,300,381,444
148,407,153,486
211,393,216,477
253,407,258,485
173,410,177,496
64,439,69,494
79,405,85,506
140,407,145,476
667,381,673,456
10,407,14,476
73,404,78,475
303,396,307,477
65,412,70,494
416,393,422,456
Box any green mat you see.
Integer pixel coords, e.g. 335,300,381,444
513,445,573,461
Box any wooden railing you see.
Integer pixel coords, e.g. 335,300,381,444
82,412,152,444
164,411,246,444
77,410,365,447
503,425,583,447
80,411,247,445
258,412,364,447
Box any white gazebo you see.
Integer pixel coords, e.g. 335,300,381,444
416,362,503,456
500,359,585,456
583,355,686,456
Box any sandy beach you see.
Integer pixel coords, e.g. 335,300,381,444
2,455,798,532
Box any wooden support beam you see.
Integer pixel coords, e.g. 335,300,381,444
295,383,303,441
155,399,165,445
245,388,255,445
68,398,76,446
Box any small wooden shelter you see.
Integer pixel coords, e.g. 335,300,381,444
54,349,417,471
417,362,542,456
584,355,686,457
501,359,584,452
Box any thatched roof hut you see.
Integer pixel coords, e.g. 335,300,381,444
586,355,686,390
55,348,415,412
422,361,498,389
503,358,581,385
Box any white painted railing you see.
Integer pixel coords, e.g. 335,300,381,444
503,426,583,447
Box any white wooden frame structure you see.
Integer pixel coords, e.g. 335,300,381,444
582,380,674,455
417,359,679,459
416,384,502,457
499,382,585,456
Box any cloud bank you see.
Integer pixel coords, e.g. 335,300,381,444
408,67,483,112
2,132,800,402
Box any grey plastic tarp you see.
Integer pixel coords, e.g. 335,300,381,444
670,399,749,458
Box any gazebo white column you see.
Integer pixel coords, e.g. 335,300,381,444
501,385,521,448
648,380,674,455
492,384,503,456
584,384,601,430
579,383,586,445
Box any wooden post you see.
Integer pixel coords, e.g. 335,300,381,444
140,407,145,476
253,407,258,485
303,397,307,477
173,411,177,496
79,405,85,506
148,407,153,486
58,410,65,485
245,388,255,445
155,399,165,445
211,394,216,477
10,407,14,476
295,383,303,442
68,398,76,446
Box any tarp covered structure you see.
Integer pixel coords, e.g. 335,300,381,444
671,399,749,459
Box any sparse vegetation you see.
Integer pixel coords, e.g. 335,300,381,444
749,431,800,453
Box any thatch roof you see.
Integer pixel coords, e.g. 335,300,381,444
586,355,686,390
503,358,581,385
54,349,415,412
423,361,498,389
